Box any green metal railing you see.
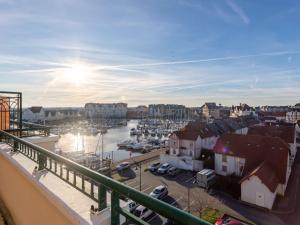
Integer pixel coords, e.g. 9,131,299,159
5,121,50,137
0,130,211,225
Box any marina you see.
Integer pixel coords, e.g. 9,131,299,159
52,119,189,163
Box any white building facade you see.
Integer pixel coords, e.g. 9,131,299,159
22,107,45,122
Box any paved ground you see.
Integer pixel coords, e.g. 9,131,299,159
111,148,166,171
115,161,255,225
277,146,300,225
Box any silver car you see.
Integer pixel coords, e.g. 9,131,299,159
149,185,168,199
157,163,171,174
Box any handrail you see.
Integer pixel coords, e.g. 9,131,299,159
7,121,50,137
0,130,211,225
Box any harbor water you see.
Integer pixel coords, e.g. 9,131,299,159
55,120,142,161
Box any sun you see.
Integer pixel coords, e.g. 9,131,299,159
64,63,89,86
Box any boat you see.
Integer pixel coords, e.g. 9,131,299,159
131,142,144,151
117,140,134,148
130,128,137,135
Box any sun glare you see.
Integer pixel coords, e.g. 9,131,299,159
64,63,90,86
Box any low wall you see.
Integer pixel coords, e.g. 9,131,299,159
0,152,77,225
160,154,203,171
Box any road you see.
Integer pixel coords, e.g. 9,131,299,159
116,161,253,225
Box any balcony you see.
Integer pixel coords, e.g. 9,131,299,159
0,130,211,225
0,91,211,225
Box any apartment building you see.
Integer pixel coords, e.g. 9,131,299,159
85,103,127,118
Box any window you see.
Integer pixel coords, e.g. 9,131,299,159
222,165,227,172
240,165,244,173
222,154,227,162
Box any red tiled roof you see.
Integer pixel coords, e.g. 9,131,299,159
260,111,286,117
29,106,43,113
173,121,217,140
248,125,295,143
213,133,289,186
240,161,280,192
186,121,216,138
173,128,199,141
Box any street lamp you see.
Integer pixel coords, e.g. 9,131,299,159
187,176,196,213
134,161,142,191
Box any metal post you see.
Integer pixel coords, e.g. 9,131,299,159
139,162,142,192
98,184,107,210
101,132,104,161
13,140,18,152
38,153,46,170
188,186,190,213
19,92,22,137
111,190,120,225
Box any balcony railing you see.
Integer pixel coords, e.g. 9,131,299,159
0,130,211,225
5,121,50,137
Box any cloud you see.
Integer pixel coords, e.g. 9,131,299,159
226,0,250,24
93,50,300,69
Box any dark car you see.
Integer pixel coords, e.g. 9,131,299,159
167,167,180,176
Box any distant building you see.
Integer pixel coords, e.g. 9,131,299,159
44,108,83,121
260,105,290,112
85,103,127,118
286,103,300,123
148,104,191,120
23,107,83,122
230,103,257,117
22,106,45,122
127,105,148,119
258,111,287,124
202,103,230,120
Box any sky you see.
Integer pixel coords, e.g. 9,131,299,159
0,0,300,107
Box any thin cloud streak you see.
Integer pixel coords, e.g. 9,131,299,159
94,51,300,69
226,0,250,24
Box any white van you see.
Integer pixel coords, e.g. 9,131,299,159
196,169,216,189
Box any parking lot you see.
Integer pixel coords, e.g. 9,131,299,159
115,161,220,225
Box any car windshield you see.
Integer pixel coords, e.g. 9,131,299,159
153,162,160,166
162,164,168,168
154,188,162,194
121,163,128,166
134,210,141,217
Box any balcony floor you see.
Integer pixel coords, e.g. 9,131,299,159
0,143,126,225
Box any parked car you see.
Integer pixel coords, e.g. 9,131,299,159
215,218,244,225
134,205,153,220
116,162,130,171
157,163,171,174
148,162,161,172
127,200,139,213
163,219,179,225
149,185,168,199
167,167,180,176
